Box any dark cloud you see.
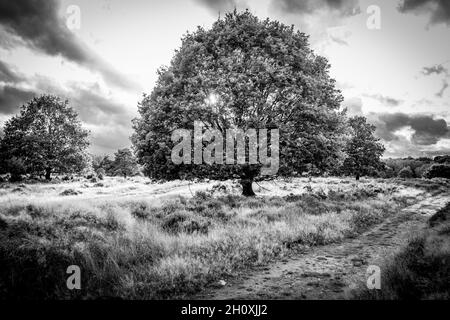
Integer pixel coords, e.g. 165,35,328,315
273,0,360,17
69,86,131,127
437,80,449,98
369,112,449,146
194,0,242,13
31,76,132,127
0,85,35,114
422,64,448,76
365,94,403,107
0,0,139,91
398,0,450,26
0,60,23,83
421,64,449,97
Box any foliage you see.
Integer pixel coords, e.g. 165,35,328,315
0,95,90,180
434,155,450,164
398,166,414,178
110,148,140,178
424,164,450,179
341,116,385,180
132,10,347,189
384,157,433,178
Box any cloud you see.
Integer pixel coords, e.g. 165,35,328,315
0,0,139,91
0,85,35,114
30,76,132,127
398,0,450,26
273,0,360,17
329,34,349,46
0,60,23,83
422,64,448,75
369,112,449,146
343,97,363,116
194,0,244,13
437,80,449,97
364,94,403,107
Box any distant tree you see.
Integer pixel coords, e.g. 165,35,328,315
341,116,385,180
92,154,114,175
434,155,450,164
415,163,433,178
383,165,396,178
132,10,347,195
424,164,450,179
0,95,90,180
398,166,414,178
384,157,433,177
111,148,140,178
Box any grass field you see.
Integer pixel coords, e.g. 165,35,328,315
0,176,448,299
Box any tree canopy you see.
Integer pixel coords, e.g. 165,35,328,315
0,95,90,180
341,116,385,180
132,10,347,194
111,148,140,178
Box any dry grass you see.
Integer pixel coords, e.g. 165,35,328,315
0,177,445,299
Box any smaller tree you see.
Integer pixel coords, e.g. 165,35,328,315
398,166,414,178
341,116,385,180
111,148,140,178
0,95,90,180
92,154,114,175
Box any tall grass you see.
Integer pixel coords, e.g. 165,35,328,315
355,202,450,300
0,183,414,299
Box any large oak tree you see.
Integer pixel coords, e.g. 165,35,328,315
132,10,347,195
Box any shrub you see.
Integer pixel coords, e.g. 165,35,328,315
424,164,450,179
161,211,210,234
59,189,81,196
96,168,106,180
398,166,414,178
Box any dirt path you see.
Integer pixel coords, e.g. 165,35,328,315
195,192,450,300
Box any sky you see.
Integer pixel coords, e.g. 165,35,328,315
0,0,449,158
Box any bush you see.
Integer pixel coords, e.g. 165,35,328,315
59,189,81,196
161,211,210,234
424,164,450,179
398,166,414,178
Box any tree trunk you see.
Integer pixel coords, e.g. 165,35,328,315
45,168,52,180
240,165,258,197
240,179,255,197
